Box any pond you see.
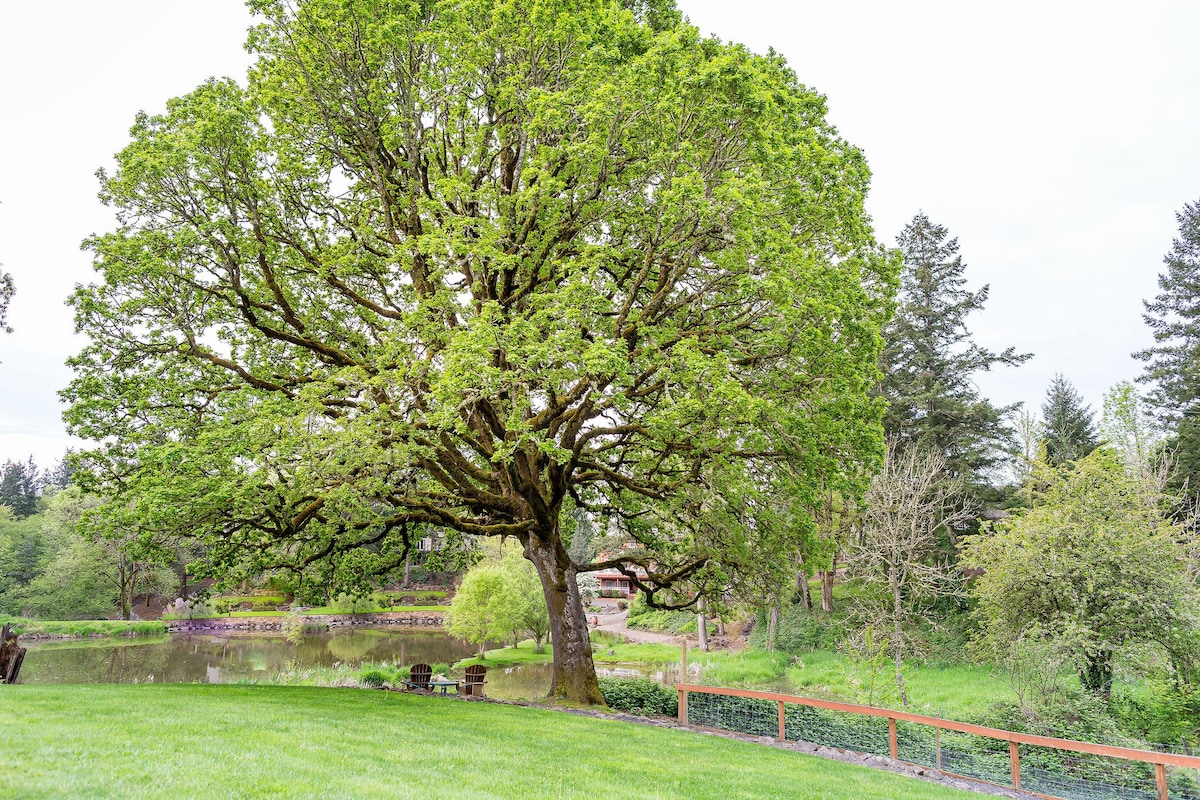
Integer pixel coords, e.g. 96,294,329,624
18,628,671,699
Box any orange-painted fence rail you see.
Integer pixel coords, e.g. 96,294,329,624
676,684,1200,800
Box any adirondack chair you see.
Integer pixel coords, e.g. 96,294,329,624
460,664,487,697
405,663,432,691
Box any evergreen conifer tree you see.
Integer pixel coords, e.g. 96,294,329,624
880,213,1031,484
1040,373,1098,466
1136,198,1200,491
0,457,39,518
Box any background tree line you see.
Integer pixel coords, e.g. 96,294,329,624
0,454,177,620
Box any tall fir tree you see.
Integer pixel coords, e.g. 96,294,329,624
1040,373,1098,466
1136,198,1200,492
880,213,1030,486
0,457,39,518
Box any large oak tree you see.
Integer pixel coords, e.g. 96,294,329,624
65,0,893,703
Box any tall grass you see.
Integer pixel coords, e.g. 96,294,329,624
0,616,166,638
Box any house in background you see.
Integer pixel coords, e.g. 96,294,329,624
594,570,636,598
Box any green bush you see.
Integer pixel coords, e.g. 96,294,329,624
358,667,390,688
329,593,377,615
746,603,844,654
1113,680,1200,747
599,677,678,717
625,593,695,633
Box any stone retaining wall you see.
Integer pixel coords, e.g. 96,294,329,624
164,612,445,633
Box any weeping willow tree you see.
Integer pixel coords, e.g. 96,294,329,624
65,0,894,703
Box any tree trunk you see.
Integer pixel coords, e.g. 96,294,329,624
797,568,812,610
697,596,709,652
820,569,834,613
891,573,908,707
403,552,411,587
766,602,780,651
119,563,132,621
1,624,27,684
525,531,604,705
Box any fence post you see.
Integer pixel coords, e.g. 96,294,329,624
935,727,941,771
777,701,786,741
888,717,898,760
1156,762,1168,800
678,687,688,728
1009,741,1021,791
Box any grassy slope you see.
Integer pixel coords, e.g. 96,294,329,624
0,685,974,800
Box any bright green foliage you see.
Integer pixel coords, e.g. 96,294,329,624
0,488,176,620
445,548,550,653
1100,381,1160,473
598,676,678,715
1137,198,1200,494
64,0,892,702
1040,373,1098,466
445,564,508,654
963,449,1200,695
880,213,1030,483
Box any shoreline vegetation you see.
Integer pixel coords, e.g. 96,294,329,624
2,609,448,640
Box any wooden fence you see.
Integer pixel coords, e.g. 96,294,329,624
676,683,1200,800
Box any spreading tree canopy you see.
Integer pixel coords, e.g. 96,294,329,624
879,213,1029,485
65,0,893,703
1040,372,1097,467
963,449,1200,695
1137,197,1200,493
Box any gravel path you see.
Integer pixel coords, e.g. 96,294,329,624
591,609,681,644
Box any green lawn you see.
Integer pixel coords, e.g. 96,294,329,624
304,604,446,615
0,685,974,799
455,633,683,670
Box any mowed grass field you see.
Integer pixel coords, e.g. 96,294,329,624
0,685,977,799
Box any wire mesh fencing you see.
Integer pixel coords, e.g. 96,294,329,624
678,684,1200,800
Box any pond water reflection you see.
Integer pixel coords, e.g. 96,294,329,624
19,628,668,699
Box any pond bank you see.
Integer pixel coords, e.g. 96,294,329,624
164,611,445,633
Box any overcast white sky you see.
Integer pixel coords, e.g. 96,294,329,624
1,1,1198,469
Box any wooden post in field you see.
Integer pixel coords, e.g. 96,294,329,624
888,717,898,760
777,701,786,741
1009,741,1021,790
678,688,688,727
1155,763,1168,800
935,728,942,770
680,637,688,681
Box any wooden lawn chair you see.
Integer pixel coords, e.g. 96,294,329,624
405,663,432,691
460,664,487,697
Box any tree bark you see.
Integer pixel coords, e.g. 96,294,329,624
525,530,604,705
820,568,835,613
797,566,812,611
403,552,411,587
891,572,908,707
0,624,26,684
697,596,709,652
